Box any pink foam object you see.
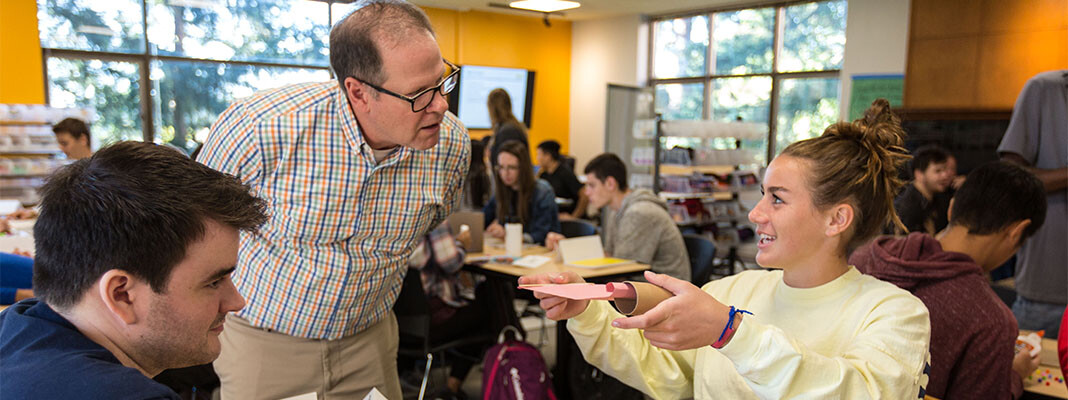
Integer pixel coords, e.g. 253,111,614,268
519,283,638,300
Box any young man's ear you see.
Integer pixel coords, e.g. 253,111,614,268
825,204,855,237
96,269,144,325
1006,219,1032,245
605,176,618,192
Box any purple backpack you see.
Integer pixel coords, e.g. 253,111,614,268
481,326,557,400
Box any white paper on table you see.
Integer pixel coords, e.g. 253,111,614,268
512,255,551,268
558,236,605,265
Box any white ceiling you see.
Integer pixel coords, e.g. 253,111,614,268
410,0,751,21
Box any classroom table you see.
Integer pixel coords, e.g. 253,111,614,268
464,240,649,400
1021,332,1067,400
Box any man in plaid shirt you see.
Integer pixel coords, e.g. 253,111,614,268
197,1,470,398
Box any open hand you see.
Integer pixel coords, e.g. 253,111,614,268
611,271,732,350
486,222,505,238
545,232,565,250
518,271,588,320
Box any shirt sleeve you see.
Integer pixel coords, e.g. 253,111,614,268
942,324,1021,400
997,77,1042,164
526,183,561,244
608,205,660,264
433,131,470,229
567,300,698,399
563,166,584,199
717,293,932,399
483,196,497,227
197,100,263,186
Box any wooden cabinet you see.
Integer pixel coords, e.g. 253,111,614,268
905,0,1068,109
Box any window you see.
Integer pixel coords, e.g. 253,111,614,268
651,0,847,162
38,0,336,153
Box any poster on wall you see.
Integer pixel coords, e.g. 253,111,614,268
849,74,904,121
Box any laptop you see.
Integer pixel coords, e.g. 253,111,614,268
446,210,484,253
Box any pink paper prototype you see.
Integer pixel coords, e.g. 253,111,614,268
519,282,636,300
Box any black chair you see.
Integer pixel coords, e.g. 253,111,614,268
683,234,716,287
560,219,598,238
394,270,494,400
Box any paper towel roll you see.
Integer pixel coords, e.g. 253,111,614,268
611,281,673,316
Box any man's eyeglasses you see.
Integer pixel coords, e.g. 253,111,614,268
353,59,460,113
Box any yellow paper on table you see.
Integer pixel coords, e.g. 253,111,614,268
569,257,632,268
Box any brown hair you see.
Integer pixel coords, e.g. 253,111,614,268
34,141,268,309
487,88,525,132
780,99,910,254
330,0,435,87
52,118,91,145
494,140,536,225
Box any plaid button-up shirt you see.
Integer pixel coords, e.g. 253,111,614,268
199,81,470,339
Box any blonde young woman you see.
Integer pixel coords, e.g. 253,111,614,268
520,100,932,399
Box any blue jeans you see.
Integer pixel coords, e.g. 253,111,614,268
1012,297,1066,337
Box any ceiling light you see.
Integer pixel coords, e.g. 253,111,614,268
509,0,580,13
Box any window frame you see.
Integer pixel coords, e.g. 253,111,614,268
648,0,844,162
39,0,339,145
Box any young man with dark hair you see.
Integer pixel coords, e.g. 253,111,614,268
547,153,689,281
0,141,267,399
535,140,587,219
851,161,1046,399
894,144,953,234
52,117,92,160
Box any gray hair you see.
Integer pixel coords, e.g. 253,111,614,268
329,0,436,87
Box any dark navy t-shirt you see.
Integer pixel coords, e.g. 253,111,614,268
0,299,180,399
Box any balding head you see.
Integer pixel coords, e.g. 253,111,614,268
329,0,436,87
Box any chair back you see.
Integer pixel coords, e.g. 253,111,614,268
560,220,598,238
394,270,432,353
683,234,716,287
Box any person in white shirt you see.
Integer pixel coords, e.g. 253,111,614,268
520,99,932,399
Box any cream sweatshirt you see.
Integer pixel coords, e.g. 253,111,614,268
567,267,931,399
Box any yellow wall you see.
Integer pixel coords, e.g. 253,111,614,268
424,7,572,155
0,0,45,104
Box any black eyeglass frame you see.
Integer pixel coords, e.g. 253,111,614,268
352,59,461,113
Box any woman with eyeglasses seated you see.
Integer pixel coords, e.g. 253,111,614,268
483,141,563,246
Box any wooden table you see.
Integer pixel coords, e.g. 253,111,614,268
1021,333,1067,399
465,241,649,281
464,240,650,400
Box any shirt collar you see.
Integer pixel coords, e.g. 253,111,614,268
334,85,413,166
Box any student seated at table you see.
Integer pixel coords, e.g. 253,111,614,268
0,141,267,399
405,222,493,399
535,140,587,219
851,161,1045,399
546,153,689,281
484,141,562,246
521,99,931,399
895,145,953,235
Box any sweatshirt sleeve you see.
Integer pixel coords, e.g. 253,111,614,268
717,293,932,399
608,205,662,265
942,324,1021,399
567,300,697,399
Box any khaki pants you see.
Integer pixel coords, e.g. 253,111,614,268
214,314,402,400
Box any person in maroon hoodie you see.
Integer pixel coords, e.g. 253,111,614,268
851,161,1047,399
